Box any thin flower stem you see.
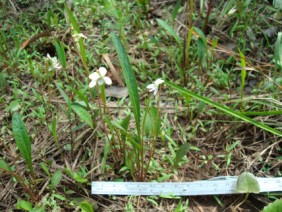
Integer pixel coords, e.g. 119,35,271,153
140,98,150,181
144,87,161,179
96,85,119,165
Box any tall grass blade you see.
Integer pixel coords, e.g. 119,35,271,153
111,33,141,135
166,81,282,137
12,113,33,172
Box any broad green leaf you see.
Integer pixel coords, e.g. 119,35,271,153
12,113,33,172
236,172,260,193
79,201,94,212
166,80,282,137
16,199,32,211
73,172,88,183
262,199,282,212
51,170,63,188
174,143,189,168
5,100,20,112
30,207,45,212
71,103,93,128
0,159,12,172
52,193,66,200
158,173,173,182
111,33,141,135
157,19,182,48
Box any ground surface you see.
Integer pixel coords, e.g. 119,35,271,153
0,0,282,211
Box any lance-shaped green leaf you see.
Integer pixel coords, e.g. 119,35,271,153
0,159,12,172
71,103,93,128
12,113,33,172
173,143,189,168
54,40,66,69
51,170,63,189
111,33,141,135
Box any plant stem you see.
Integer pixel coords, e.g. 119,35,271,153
0,168,39,202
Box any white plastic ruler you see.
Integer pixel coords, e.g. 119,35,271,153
92,176,282,196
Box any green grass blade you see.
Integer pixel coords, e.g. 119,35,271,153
12,113,33,172
166,80,282,137
157,19,182,48
239,110,282,116
64,4,79,32
111,33,141,135
55,82,70,103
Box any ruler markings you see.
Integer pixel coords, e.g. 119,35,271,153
92,177,282,196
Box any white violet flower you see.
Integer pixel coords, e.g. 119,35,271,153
46,53,62,71
227,7,236,15
146,78,164,95
89,67,112,88
72,32,87,42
